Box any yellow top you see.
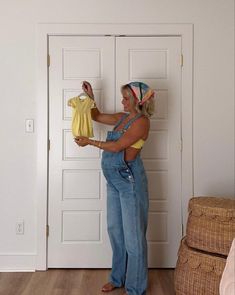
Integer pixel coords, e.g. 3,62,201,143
131,138,145,149
68,95,96,138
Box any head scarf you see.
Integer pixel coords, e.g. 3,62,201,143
126,82,154,106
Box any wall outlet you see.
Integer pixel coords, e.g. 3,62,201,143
16,221,24,235
25,119,34,133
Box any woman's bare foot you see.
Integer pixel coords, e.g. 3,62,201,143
101,282,116,292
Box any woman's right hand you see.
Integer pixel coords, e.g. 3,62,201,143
82,81,94,99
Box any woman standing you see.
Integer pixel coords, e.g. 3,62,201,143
75,81,155,295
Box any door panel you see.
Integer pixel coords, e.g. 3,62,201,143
116,37,182,267
48,36,115,267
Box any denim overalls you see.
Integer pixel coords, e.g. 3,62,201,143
101,113,149,295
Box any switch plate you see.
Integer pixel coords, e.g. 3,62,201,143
25,119,34,133
16,221,24,235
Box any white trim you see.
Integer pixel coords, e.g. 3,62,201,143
0,270,35,272
0,254,37,271
36,23,193,270
0,252,37,255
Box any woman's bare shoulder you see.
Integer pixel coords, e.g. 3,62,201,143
135,115,150,127
131,115,150,136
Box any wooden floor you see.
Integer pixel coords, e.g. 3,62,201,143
0,269,175,295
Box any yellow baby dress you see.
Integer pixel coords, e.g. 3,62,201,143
68,93,96,138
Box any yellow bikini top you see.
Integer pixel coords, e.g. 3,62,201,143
131,138,145,149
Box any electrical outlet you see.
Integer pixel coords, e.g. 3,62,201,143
16,221,24,235
25,119,34,133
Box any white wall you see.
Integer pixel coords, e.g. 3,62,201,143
0,0,234,269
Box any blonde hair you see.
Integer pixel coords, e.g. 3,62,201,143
121,84,155,118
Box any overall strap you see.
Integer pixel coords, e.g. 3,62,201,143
123,113,142,131
113,113,129,130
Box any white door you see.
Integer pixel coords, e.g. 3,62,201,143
48,35,182,268
116,37,182,267
48,36,115,267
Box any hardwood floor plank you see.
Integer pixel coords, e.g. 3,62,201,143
0,269,175,295
21,270,58,295
0,272,33,295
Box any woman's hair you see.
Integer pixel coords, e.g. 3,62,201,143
121,84,155,118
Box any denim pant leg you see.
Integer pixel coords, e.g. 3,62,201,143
106,181,127,287
120,183,148,295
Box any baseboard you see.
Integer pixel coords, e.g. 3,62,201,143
0,253,37,272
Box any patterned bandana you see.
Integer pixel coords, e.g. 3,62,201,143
126,82,154,106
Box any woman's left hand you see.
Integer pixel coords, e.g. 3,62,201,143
74,136,90,147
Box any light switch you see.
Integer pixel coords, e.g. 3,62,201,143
25,119,34,133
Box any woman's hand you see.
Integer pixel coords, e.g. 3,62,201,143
82,81,94,99
74,136,90,147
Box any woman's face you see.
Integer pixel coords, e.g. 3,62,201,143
121,89,135,112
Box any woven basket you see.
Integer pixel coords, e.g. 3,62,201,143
186,196,235,255
174,237,226,295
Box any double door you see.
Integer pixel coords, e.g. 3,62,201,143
48,35,182,267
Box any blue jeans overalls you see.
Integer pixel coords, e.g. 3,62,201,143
101,113,149,295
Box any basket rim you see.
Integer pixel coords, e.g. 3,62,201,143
188,196,235,217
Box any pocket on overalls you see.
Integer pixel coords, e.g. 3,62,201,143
118,166,135,183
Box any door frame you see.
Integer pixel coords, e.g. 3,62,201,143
36,23,193,270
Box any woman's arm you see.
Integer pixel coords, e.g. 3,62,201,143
75,117,150,152
91,107,124,126
83,81,123,125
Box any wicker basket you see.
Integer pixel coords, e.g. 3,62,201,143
186,197,235,256
174,237,226,295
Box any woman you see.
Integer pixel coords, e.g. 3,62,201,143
75,81,155,295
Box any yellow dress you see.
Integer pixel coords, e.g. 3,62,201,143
68,94,96,138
